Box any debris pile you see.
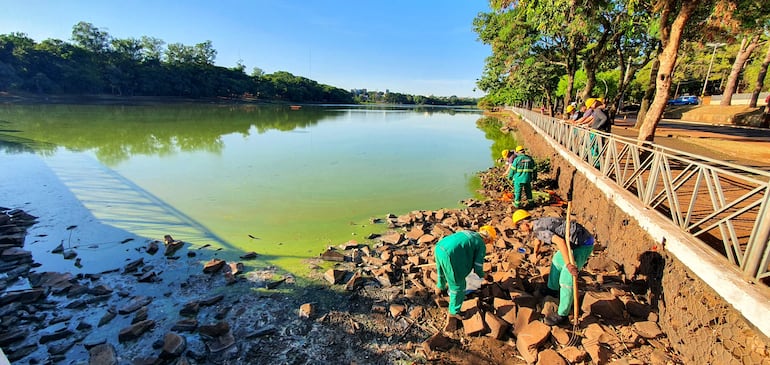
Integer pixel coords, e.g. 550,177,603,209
312,167,680,364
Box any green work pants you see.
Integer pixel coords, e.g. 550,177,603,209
513,182,532,207
546,244,594,316
434,246,466,315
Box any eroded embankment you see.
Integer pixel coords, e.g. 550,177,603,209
510,111,770,365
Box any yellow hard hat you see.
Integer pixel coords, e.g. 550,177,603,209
585,98,596,108
512,209,531,225
566,105,575,113
478,225,497,242
515,145,525,153
502,150,510,158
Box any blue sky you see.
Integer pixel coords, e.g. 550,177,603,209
0,1,491,97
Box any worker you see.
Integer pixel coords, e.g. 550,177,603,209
506,146,536,208
501,149,516,171
434,226,496,326
512,209,595,325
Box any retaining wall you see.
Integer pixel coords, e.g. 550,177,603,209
511,115,770,365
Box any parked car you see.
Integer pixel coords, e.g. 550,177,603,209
667,95,699,105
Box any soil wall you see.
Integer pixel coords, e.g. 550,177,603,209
511,115,770,365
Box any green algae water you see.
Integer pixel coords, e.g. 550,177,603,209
0,104,500,276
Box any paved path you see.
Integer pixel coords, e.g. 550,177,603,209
612,116,770,172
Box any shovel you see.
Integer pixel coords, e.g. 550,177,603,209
564,201,581,346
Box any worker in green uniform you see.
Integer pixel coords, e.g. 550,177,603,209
434,226,496,324
512,209,595,325
506,146,536,208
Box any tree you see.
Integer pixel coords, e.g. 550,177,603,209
749,40,770,107
71,21,110,55
637,0,701,142
720,34,761,105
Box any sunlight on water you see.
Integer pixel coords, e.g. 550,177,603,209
0,104,498,276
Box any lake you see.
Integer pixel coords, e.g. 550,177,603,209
0,103,510,276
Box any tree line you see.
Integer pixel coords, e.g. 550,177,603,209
0,22,475,106
473,0,769,141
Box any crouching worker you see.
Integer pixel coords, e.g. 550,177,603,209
434,226,496,327
512,209,595,325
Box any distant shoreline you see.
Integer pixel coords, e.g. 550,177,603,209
0,92,479,108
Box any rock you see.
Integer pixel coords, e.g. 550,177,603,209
324,269,346,285
379,232,402,245
422,332,453,353
162,297,187,315
123,258,144,273
203,258,226,273
199,322,230,338
118,320,155,342
138,271,157,283
625,300,651,318
207,331,235,353
89,343,117,365
47,341,75,355
493,298,517,325
146,241,159,255
516,321,551,364
633,321,663,339
0,329,29,347
39,328,74,344
462,311,486,336
320,249,345,262
98,307,117,327
171,319,198,332
344,271,363,291
200,294,224,306
299,303,315,319
1,247,32,261
227,262,244,276
240,251,258,259
0,288,45,305
537,349,566,365
118,296,152,314
160,332,187,359
484,312,509,340
88,284,113,296
581,291,625,320
558,346,587,363
513,306,535,336
389,304,406,317
551,326,571,346
131,306,149,324
245,325,277,338
583,337,611,365
164,240,184,256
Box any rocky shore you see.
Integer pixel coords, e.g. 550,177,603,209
0,162,681,364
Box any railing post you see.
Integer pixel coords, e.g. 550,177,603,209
743,182,770,280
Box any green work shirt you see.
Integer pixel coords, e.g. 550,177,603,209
435,230,486,279
507,153,536,184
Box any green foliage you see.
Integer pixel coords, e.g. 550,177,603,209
0,22,355,103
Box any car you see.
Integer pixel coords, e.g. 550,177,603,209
667,95,699,105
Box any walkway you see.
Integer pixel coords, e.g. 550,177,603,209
612,116,770,171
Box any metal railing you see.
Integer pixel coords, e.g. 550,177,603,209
512,107,770,282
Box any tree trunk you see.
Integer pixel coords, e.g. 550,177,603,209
582,62,597,100
564,73,575,109
721,34,761,106
638,0,698,142
636,57,660,128
749,41,770,108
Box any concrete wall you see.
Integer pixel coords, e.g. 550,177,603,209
512,115,770,365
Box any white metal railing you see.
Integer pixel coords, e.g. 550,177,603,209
512,107,770,282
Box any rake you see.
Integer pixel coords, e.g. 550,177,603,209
565,201,582,347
